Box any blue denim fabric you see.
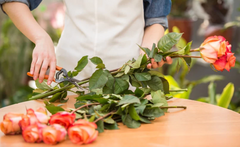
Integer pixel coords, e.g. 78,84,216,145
0,0,171,28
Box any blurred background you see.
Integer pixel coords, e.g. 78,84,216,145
0,0,239,111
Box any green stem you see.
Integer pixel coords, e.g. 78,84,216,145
93,111,115,123
169,89,188,92
160,106,187,109
171,55,202,58
71,103,100,114
29,80,89,100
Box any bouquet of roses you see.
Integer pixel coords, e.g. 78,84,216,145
0,33,236,145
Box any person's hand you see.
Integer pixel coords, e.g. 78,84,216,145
140,50,172,69
147,56,172,69
30,35,56,85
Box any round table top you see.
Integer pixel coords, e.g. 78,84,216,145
1,96,240,147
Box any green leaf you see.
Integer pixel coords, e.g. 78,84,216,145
35,79,51,90
130,75,141,87
49,92,62,102
149,43,158,58
138,45,151,57
157,32,183,52
118,95,140,106
129,104,140,120
218,83,234,108
124,65,131,74
74,55,88,72
90,56,103,65
184,41,192,54
182,57,191,67
139,116,151,124
148,70,164,77
123,114,141,128
114,78,129,94
89,115,96,122
45,104,65,115
130,55,143,69
141,54,148,66
96,120,104,133
146,76,163,91
76,95,108,104
89,69,108,90
151,103,164,108
151,90,168,107
160,77,170,94
96,63,106,69
208,82,217,105
154,54,163,62
134,72,151,81
134,88,144,97
143,107,165,118
104,117,115,124
104,122,119,130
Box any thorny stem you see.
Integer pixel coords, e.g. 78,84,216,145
160,106,187,109
190,47,204,52
71,103,100,114
93,111,115,123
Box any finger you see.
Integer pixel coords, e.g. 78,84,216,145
151,59,158,69
39,59,50,83
166,56,173,64
30,55,37,75
157,60,164,67
47,59,56,85
34,57,43,81
147,63,152,69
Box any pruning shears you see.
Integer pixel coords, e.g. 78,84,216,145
27,66,82,89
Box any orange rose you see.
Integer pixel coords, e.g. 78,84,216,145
68,119,98,144
225,52,236,71
200,36,228,63
22,123,47,143
42,124,67,145
0,113,24,135
49,112,75,128
19,108,48,130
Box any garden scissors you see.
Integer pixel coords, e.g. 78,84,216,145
27,66,82,89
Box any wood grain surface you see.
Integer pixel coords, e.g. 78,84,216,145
1,96,240,147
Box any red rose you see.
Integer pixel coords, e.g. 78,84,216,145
49,112,75,128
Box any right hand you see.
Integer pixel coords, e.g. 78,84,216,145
30,35,56,85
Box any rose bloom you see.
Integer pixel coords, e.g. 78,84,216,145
19,108,48,130
49,112,75,128
200,36,229,63
42,124,67,145
22,123,47,143
68,119,98,144
0,113,24,135
213,44,236,71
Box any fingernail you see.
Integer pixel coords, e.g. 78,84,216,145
39,80,42,83
30,71,33,74
34,76,37,80
47,81,51,85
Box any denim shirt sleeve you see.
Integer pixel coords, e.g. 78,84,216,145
143,0,171,30
0,0,42,12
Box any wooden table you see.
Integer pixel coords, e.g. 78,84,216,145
1,97,240,147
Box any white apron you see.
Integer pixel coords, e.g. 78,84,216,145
56,0,145,80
